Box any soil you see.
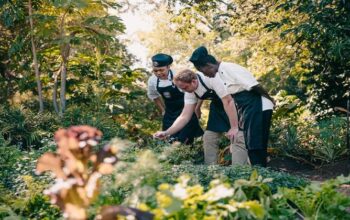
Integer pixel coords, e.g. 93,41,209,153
267,157,350,181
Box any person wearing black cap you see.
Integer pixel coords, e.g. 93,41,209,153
189,46,274,167
147,53,203,144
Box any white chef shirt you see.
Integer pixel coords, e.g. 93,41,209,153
147,70,180,100
217,62,274,110
184,72,229,104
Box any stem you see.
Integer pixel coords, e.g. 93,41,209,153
285,153,319,169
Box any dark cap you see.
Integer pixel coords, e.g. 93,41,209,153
151,53,173,67
189,46,209,64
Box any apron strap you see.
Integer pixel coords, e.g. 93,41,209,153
156,70,175,92
156,77,160,91
194,74,211,99
169,70,175,87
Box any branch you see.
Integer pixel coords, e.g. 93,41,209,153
335,107,350,114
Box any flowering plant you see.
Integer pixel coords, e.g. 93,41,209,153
139,171,270,220
36,125,153,220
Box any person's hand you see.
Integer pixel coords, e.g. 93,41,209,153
226,127,239,141
195,108,201,119
153,131,168,140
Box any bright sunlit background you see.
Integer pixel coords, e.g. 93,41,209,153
119,12,153,68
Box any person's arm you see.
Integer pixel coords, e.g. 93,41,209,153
153,97,165,115
147,76,165,114
221,95,239,140
153,103,196,139
194,99,203,119
251,84,275,105
208,74,239,140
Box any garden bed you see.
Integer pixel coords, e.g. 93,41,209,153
268,157,350,181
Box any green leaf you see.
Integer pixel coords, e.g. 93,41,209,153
250,170,258,181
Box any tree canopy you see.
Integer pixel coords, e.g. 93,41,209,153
1,0,349,116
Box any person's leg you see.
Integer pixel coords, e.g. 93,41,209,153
231,131,250,165
262,110,272,151
248,110,272,167
248,149,267,167
203,130,221,165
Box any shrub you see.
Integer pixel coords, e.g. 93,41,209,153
271,115,348,165
104,149,307,212
137,172,297,220
0,176,60,220
162,164,308,192
281,175,350,219
270,92,348,165
307,117,348,164
61,106,128,141
0,106,58,149
0,143,22,188
159,141,204,165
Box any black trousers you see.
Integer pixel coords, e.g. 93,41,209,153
248,110,272,167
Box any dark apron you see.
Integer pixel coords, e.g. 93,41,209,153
157,70,203,143
232,91,263,150
194,74,230,133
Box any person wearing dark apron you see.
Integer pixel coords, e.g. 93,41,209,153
194,74,230,164
189,46,274,167
147,53,203,144
153,70,240,164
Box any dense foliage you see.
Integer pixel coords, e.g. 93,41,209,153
1,0,350,219
142,0,349,116
270,91,349,165
0,0,136,115
271,0,350,116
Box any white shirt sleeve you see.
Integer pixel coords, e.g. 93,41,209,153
184,92,198,105
147,76,160,100
208,75,230,98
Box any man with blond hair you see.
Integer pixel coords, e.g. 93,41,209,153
154,69,249,165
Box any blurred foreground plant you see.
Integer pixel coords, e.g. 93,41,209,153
36,125,153,220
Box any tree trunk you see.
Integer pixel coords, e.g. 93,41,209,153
58,11,69,116
59,58,67,116
28,0,44,113
53,67,60,114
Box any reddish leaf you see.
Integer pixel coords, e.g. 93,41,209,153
97,164,114,174
36,153,66,179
